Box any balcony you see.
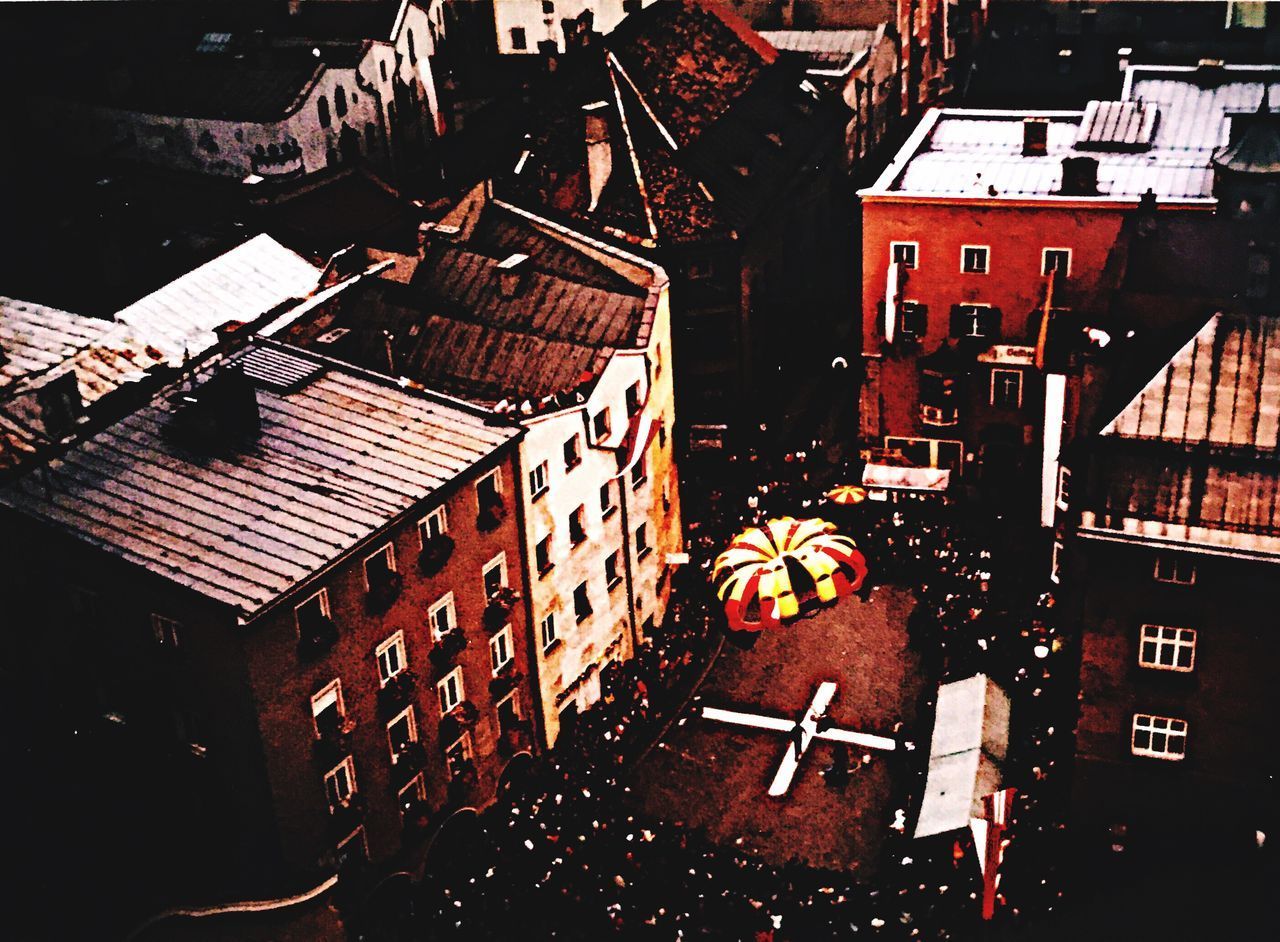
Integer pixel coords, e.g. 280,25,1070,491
418,534,456,576
391,740,428,786
377,670,417,718
297,617,339,662
312,716,356,766
477,495,508,532
365,572,404,614
483,586,520,630
438,700,479,744
428,628,468,675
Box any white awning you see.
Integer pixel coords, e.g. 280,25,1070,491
862,463,951,492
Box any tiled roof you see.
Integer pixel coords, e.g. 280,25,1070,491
758,29,878,73
0,343,520,618
0,297,170,472
1102,313,1280,451
283,201,656,407
865,64,1280,201
1084,314,1280,556
114,234,322,360
496,0,845,245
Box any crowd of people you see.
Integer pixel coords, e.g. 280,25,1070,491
401,442,1074,941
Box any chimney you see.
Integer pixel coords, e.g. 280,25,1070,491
497,253,530,299
169,369,261,452
584,101,612,212
1060,156,1099,196
1022,117,1049,156
1117,46,1132,74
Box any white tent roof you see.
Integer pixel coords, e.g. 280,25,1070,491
862,463,951,492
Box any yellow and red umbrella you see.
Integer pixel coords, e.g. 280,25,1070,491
712,517,867,632
825,484,868,505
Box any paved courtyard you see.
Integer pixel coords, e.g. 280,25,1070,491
631,584,927,877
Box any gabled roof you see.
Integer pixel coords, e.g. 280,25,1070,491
497,0,845,246
0,342,520,619
0,297,170,472
1102,313,1280,451
114,234,322,360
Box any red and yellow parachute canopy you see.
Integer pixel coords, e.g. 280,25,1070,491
712,517,867,632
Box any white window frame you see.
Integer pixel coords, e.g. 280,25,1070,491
890,240,919,270
489,624,514,674
397,773,427,816
898,299,925,338
363,543,397,590
324,756,358,810
151,613,181,647
428,593,457,639
1131,713,1188,761
438,667,465,715
1056,466,1071,511
311,680,344,735
445,731,475,778
529,460,549,500
1050,540,1063,584
540,613,558,651
1042,247,1072,277
961,244,990,274
958,302,994,339
375,631,407,686
418,506,448,546
483,552,508,595
1154,554,1196,585
1139,625,1197,673
884,436,964,471
294,589,331,635
387,705,418,762
495,689,522,730
476,468,503,506
990,368,1024,409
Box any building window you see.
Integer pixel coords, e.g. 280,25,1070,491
635,523,651,560
1050,540,1063,584
657,419,667,450
631,452,648,488
890,241,918,269
1154,554,1196,585
600,481,617,518
429,593,457,638
318,95,331,128
1139,625,1196,672
376,631,407,685
1042,248,1072,277
542,1,555,14
418,506,448,545
605,550,622,590
364,544,397,591
490,625,514,674
510,26,527,50
151,613,181,647
1131,714,1188,760
529,460,549,500
563,434,582,472
324,756,357,810
593,407,612,442
335,85,348,118
568,506,588,546
654,344,663,378
311,680,344,736
573,582,593,623
885,436,964,470
483,552,508,597
898,301,926,339
496,690,522,737
379,60,388,83
961,245,990,274
387,706,418,762
1227,1,1268,28
438,667,464,714
476,469,503,508
540,613,558,651
295,589,332,646
535,533,553,575
398,774,427,818
1056,467,1071,511
625,382,642,417
445,732,474,778
407,28,417,63
952,303,999,340
990,369,1023,409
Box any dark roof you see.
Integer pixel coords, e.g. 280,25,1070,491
496,0,846,246
264,168,419,256
0,342,519,618
1213,89,1280,176
284,202,654,406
